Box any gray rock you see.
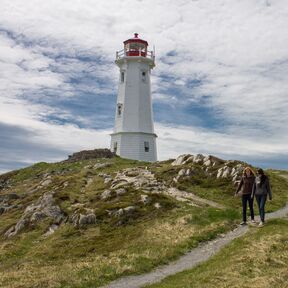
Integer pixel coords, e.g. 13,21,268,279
193,154,204,164
101,189,112,200
40,179,52,187
123,206,137,215
140,194,151,205
217,167,224,178
115,208,124,217
30,212,46,222
5,218,29,238
115,188,126,196
111,181,129,189
171,154,193,166
222,166,232,178
94,163,111,170
125,170,140,177
178,169,186,177
5,192,65,237
63,181,69,188
154,203,161,209
79,213,97,226
43,224,59,237
104,177,112,184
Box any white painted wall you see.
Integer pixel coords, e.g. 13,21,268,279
111,56,157,162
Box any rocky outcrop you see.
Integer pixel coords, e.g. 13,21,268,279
172,154,224,167
65,149,115,163
171,154,244,184
216,163,244,183
71,212,97,227
5,192,65,238
0,193,22,215
109,168,165,193
171,154,194,166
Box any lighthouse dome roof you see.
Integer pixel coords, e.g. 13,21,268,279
124,33,148,46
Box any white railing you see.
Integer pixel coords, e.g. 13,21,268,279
116,49,155,61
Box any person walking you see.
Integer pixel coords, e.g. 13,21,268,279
235,167,256,225
252,168,272,227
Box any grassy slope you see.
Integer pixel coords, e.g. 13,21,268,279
146,219,288,288
0,159,287,288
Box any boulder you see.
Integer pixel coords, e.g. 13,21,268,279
79,213,97,226
171,154,193,166
217,168,223,178
222,166,232,178
123,206,137,215
5,192,65,238
5,218,29,238
100,190,112,200
104,177,112,184
193,154,204,164
30,211,46,222
40,179,52,187
115,208,124,217
125,169,140,177
178,169,186,177
111,180,129,189
115,188,126,196
94,163,111,170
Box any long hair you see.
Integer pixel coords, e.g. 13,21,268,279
257,168,267,186
243,167,256,177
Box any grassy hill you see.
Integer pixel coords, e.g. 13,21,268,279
0,151,287,288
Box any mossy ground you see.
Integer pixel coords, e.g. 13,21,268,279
0,158,287,288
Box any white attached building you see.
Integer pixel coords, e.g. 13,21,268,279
110,33,157,162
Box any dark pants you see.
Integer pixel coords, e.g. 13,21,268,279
242,194,254,222
255,194,267,222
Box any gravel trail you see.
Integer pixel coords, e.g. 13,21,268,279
102,203,288,288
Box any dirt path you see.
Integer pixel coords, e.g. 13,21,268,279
162,188,225,209
102,204,288,288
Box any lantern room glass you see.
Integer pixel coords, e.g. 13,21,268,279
125,42,147,57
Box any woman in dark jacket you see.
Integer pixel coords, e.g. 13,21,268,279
252,168,272,227
235,167,256,225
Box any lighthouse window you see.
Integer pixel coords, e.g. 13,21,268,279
117,104,122,116
121,71,125,83
142,71,147,82
144,141,150,152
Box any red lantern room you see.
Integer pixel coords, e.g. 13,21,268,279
116,33,155,61
124,33,148,57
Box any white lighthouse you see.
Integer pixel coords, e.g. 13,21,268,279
110,33,157,162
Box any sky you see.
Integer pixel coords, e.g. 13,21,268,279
0,0,288,173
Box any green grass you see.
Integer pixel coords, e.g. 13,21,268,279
145,219,288,288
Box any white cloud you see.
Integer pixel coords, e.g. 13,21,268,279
0,0,288,171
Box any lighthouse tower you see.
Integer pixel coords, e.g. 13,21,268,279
110,33,157,162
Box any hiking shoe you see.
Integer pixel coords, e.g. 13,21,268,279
240,221,247,226
251,220,256,224
258,221,264,227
